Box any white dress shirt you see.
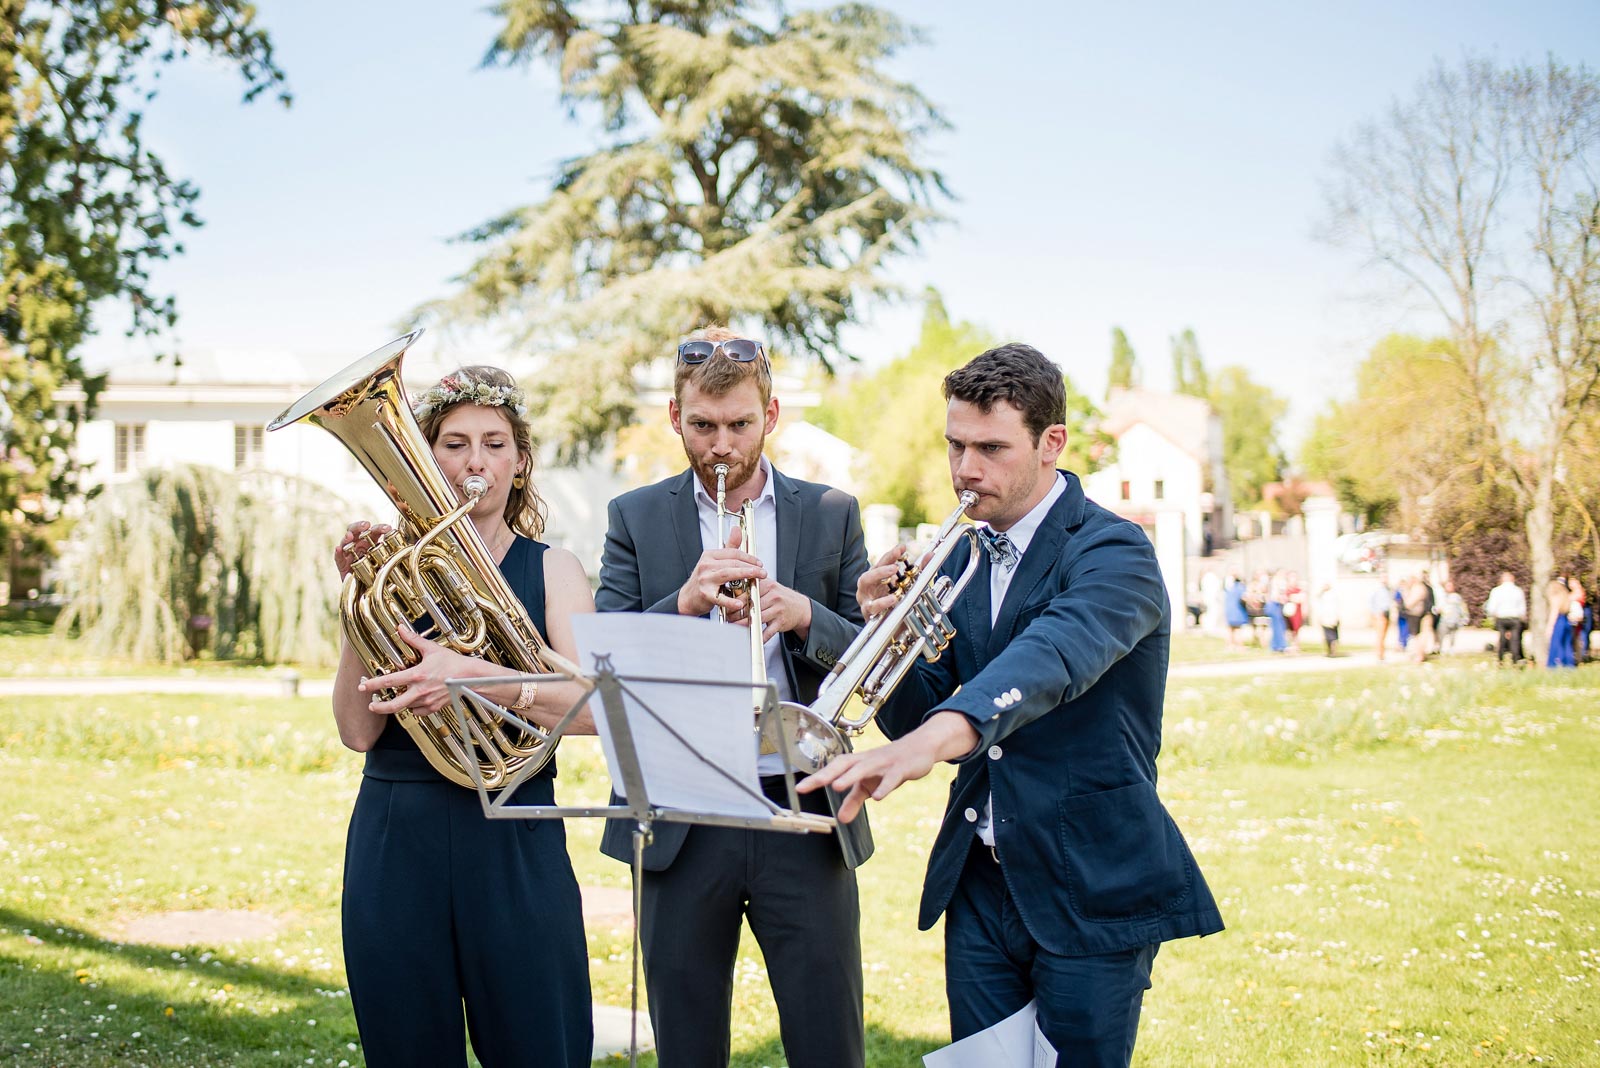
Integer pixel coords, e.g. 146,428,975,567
692,456,794,774
976,472,1066,847
1484,581,1526,622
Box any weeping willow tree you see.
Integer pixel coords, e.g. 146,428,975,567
55,465,347,665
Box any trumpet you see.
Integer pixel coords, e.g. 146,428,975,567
714,464,770,727
772,491,989,773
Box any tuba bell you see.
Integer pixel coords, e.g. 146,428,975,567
770,490,990,773
268,331,569,789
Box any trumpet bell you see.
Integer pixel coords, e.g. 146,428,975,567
775,701,850,775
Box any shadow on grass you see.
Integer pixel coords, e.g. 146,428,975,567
2,907,948,1066
0,906,357,1065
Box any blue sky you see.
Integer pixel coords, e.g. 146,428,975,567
83,0,1600,452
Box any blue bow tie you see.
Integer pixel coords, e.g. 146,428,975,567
985,532,1018,571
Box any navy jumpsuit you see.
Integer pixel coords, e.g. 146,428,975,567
341,537,592,1067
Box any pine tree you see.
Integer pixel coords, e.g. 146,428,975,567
1170,328,1208,398
433,0,950,455
1107,327,1138,395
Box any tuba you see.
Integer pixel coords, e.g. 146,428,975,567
268,331,569,789
771,490,989,773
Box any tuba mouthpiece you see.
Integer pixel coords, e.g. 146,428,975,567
463,475,489,499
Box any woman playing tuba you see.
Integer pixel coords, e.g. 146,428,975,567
331,365,596,1067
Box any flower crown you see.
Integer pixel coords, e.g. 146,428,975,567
411,375,529,421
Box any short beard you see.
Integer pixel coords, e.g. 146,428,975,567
691,452,760,498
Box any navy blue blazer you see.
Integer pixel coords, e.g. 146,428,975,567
595,466,874,869
876,472,1224,955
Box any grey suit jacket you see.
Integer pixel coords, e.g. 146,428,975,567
595,465,874,869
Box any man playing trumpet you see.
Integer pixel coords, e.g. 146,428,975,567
596,326,872,1068
801,343,1223,1067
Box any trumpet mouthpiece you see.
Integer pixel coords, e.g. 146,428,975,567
463,475,489,499
714,463,730,476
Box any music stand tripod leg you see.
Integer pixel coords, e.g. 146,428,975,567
629,821,650,1068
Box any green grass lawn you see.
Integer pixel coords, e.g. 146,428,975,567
3,662,1597,1065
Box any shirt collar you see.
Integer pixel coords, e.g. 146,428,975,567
986,471,1065,557
693,455,777,512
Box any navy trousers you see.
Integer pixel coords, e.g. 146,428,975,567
945,836,1157,1068
342,774,592,1068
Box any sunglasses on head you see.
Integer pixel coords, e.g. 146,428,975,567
676,338,766,365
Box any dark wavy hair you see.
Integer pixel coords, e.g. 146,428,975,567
942,343,1067,443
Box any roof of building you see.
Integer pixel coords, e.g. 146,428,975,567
1099,387,1215,462
98,348,349,387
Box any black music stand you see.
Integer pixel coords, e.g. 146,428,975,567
445,644,834,1068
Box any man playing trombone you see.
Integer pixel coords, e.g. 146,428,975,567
801,343,1223,1067
596,326,872,1068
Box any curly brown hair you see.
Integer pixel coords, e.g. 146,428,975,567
943,343,1067,444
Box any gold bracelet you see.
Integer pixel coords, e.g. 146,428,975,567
515,680,539,710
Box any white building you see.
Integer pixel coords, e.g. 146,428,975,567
69,347,395,515
67,345,854,577
1082,387,1231,558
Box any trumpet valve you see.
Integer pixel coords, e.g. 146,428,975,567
889,559,917,596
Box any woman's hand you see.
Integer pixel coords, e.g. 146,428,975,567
360,626,477,716
335,521,393,580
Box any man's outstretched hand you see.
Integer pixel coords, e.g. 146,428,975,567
798,711,979,823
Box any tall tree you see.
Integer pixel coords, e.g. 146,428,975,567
435,0,949,455
812,291,1108,526
1325,56,1600,660
0,0,287,580
1140,325,1282,511
1106,326,1138,394
1209,365,1286,511
1170,327,1208,398
1299,334,1484,530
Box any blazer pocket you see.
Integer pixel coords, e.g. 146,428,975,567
794,552,841,579
1058,781,1193,922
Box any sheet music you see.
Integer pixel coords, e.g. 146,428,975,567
572,613,768,818
922,1000,1057,1068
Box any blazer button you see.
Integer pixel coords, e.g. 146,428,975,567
988,745,1002,760
963,807,978,823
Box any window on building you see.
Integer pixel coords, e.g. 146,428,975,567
114,423,146,474
1153,479,1165,500
1120,480,1131,500
235,424,265,469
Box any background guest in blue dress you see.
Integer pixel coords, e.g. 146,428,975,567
1546,576,1576,668
1224,571,1250,650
